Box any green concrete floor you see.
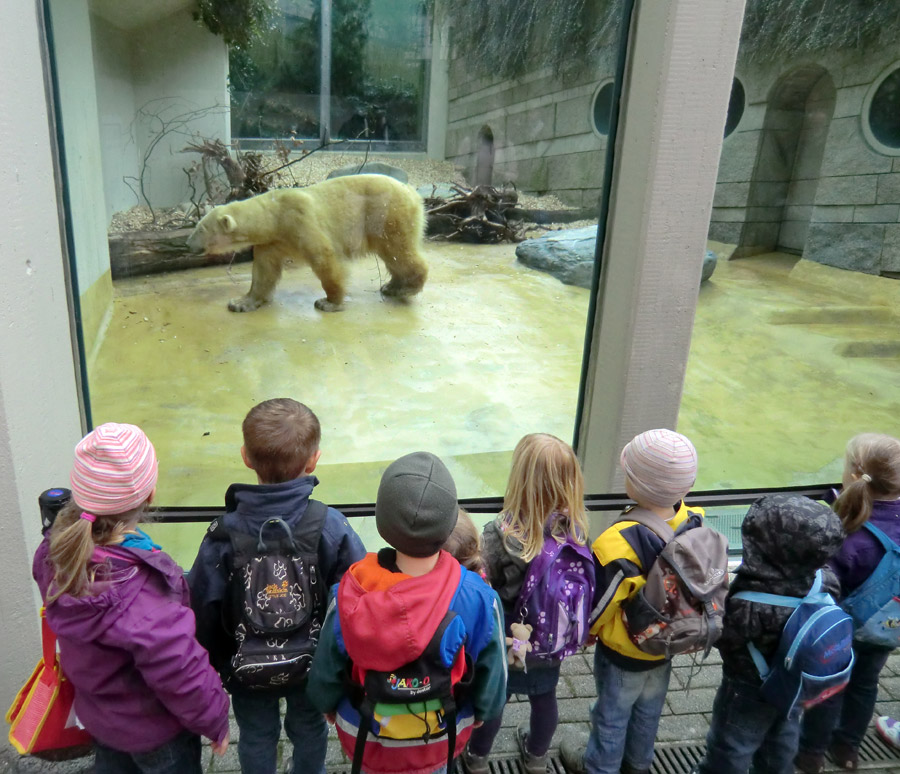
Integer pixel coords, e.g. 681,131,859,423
86,244,900,566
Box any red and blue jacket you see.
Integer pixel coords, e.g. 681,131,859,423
308,548,507,774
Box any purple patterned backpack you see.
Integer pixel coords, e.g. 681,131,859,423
512,521,596,661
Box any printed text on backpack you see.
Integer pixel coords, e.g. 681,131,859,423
619,508,729,658
212,500,328,690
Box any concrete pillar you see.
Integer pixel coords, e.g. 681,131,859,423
0,0,84,710
578,0,746,525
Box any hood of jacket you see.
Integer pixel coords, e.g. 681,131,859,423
718,494,844,680
33,539,187,642
337,549,462,673
223,476,319,533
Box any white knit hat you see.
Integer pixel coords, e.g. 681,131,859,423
70,423,158,515
620,429,698,508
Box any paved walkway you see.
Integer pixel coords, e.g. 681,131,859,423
6,647,900,774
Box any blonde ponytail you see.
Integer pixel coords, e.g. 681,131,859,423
46,500,143,602
834,433,900,533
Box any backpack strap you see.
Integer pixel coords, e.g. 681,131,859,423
618,507,675,543
862,522,900,552
292,499,329,554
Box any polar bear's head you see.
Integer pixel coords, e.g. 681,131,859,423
187,206,253,255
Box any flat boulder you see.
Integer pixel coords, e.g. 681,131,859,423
702,249,717,282
515,226,598,288
417,182,459,200
327,162,408,184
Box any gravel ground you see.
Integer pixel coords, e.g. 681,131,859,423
108,151,576,236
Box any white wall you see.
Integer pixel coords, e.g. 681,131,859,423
0,0,85,711
131,10,230,208
92,13,141,223
48,0,111,291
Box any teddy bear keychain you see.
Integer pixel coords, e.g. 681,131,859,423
506,622,533,671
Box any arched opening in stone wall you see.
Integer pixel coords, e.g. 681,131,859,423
474,124,495,186
745,66,835,255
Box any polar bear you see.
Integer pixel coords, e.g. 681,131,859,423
186,174,428,312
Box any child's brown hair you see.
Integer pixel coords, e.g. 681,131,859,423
242,399,320,484
443,508,486,576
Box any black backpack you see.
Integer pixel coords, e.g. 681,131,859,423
210,500,328,690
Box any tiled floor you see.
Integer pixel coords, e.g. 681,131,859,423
6,648,900,774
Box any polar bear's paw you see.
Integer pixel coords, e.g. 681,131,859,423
380,280,418,298
228,295,264,313
314,297,345,312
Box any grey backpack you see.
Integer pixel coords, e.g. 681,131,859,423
620,508,729,657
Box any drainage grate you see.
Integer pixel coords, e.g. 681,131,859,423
325,730,900,774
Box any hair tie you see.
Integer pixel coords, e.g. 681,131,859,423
79,512,96,523
861,473,872,484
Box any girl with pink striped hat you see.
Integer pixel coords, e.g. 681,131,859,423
31,423,230,774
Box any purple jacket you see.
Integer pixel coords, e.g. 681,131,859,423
33,537,229,753
830,499,900,597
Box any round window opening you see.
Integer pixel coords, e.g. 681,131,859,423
592,82,615,135
724,78,745,137
869,67,900,149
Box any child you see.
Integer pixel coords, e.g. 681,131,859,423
694,494,844,774
31,423,230,774
307,451,507,774
462,433,592,774
188,399,366,774
561,428,703,774
444,507,487,578
796,433,900,773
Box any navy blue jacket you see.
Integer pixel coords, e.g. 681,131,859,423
187,475,366,675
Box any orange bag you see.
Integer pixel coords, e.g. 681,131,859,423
6,609,92,759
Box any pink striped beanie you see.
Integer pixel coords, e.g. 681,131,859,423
70,423,159,515
620,429,698,508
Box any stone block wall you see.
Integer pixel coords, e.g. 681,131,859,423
444,56,616,208
710,46,900,276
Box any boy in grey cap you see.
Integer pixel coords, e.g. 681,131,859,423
308,452,507,774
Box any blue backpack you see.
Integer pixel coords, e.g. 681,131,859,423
841,522,900,648
733,570,855,715
512,527,596,661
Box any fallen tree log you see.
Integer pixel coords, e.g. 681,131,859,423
424,184,524,243
108,228,252,279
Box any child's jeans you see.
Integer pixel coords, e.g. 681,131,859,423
695,673,800,774
583,646,672,774
799,640,893,755
232,687,327,774
94,730,201,774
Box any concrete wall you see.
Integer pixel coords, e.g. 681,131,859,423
0,0,85,714
130,10,229,209
445,54,617,208
710,47,900,275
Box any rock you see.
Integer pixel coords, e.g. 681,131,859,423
516,227,719,287
326,162,408,184
702,249,717,282
417,182,459,200
515,226,597,288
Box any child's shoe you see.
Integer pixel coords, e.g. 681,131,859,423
559,739,587,774
459,743,489,774
794,751,825,774
516,726,548,774
830,741,859,770
877,715,900,750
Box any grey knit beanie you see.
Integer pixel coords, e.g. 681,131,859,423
620,429,698,509
375,452,459,558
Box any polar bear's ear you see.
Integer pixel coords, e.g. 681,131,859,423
218,213,237,233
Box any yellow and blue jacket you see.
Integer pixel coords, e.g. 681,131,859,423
589,501,705,669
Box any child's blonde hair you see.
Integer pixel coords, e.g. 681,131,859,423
443,508,486,576
501,433,588,561
47,501,147,603
835,433,900,533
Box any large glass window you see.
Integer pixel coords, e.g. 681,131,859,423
47,0,631,561
684,2,900,490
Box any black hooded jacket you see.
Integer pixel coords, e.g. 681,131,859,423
717,494,845,684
